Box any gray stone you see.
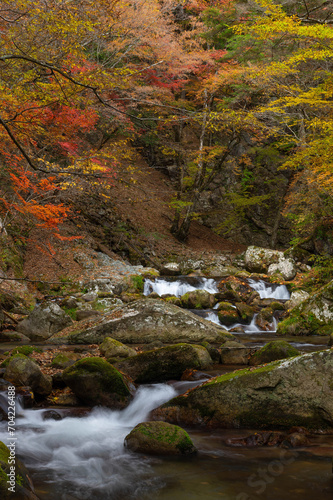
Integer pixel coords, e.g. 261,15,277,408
161,262,181,276
245,246,283,273
99,337,137,361
16,301,72,341
4,355,52,395
268,259,296,281
152,350,333,430
115,343,212,383
286,290,310,309
63,299,234,345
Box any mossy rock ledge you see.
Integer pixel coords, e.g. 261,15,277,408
99,337,136,362
115,343,212,383
4,354,52,396
249,341,300,366
151,350,333,431
58,299,233,345
0,441,39,499
125,422,197,456
277,279,333,336
62,357,134,409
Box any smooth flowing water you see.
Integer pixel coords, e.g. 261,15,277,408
0,387,332,500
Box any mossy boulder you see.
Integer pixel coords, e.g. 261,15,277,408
0,441,39,499
180,289,215,309
99,337,136,362
235,302,255,324
249,341,300,366
152,350,333,430
217,276,254,302
4,354,52,396
115,343,212,383
62,357,133,409
217,302,239,326
278,280,333,336
51,352,80,369
125,421,196,456
62,299,233,345
220,341,250,365
256,307,275,331
163,296,182,307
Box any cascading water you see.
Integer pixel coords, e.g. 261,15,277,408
0,384,179,500
247,278,290,300
144,277,219,297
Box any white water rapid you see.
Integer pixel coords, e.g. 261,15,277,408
247,279,290,300
0,384,180,500
144,277,219,297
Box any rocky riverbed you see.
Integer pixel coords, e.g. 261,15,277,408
0,245,333,499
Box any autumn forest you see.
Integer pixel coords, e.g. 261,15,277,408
0,0,332,257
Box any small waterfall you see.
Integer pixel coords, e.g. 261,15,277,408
248,279,290,300
144,277,219,297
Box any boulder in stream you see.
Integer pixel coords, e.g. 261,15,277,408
249,340,300,366
60,299,233,345
217,276,255,303
62,357,134,409
115,343,212,383
152,349,333,430
180,289,216,309
124,421,197,455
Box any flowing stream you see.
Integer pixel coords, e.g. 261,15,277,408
144,277,327,352
0,276,331,499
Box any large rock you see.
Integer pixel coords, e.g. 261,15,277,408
216,302,239,326
17,302,72,341
62,299,233,345
115,343,212,383
245,246,283,273
217,277,254,302
285,290,310,309
245,246,296,279
180,289,215,309
152,350,333,430
277,279,333,336
4,354,52,396
125,421,196,456
249,340,300,366
62,357,133,408
0,441,40,499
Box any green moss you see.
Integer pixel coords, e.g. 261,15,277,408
63,357,130,396
1,352,27,368
11,346,42,356
62,307,77,320
129,422,196,455
130,275,144,293
250,341,300,365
